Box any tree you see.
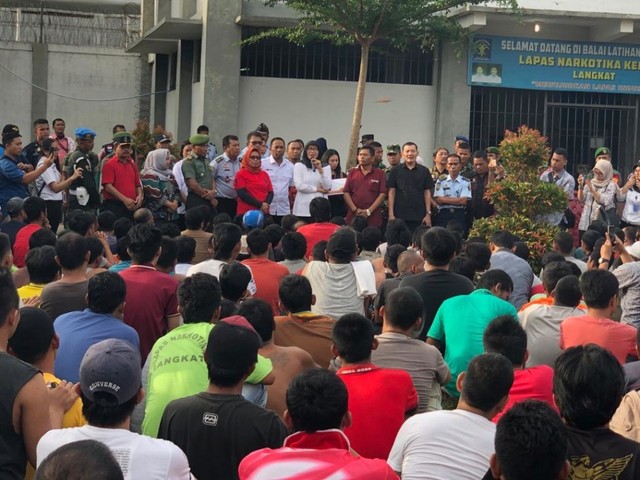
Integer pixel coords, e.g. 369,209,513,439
246,0,518,167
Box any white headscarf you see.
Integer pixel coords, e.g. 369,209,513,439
142,149,172,181
591,159,613,188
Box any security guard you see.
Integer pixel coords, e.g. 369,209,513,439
182,133,217,216
64,128,100,214
433,153,472,232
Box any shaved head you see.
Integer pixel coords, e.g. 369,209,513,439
397,250,423,274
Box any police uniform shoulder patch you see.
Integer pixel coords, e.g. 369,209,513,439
214,155,225,164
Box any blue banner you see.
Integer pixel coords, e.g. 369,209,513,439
468,35,640,94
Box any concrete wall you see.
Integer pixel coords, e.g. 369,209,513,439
238,77,436,167
0,41,141,145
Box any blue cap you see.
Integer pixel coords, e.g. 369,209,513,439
455,135,469,144
75,128,97,140
242,210,264,229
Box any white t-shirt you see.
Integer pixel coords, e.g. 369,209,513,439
36,425,193,479
35,158,63,201
387,409,495,480
186,258,257,294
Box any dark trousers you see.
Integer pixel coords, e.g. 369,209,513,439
45,200,63,233
215,197,237,220
434,208,467,233
101,199,133,220
186,193,216,224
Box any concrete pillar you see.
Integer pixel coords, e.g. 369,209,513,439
31,43,48,122
153,54,169,127
434,42,472,147
201,0,242,147
176,39,194,142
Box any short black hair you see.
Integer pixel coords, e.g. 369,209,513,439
463,242,491,272
23,196,46,222
222,134,239,149
279,274,312,313
127,224,162,264
0,233,12,264
286,369,348,433
178,273,221,324
281,214,300,233
587,220,607,236
483,315,526,365
580,230,601,253
115,236,131,261
158,222,181,238
34,439,124,480
86,237,104,264
554,344,625,429
157,236,178,270
541,251,565,268
87,272,126,314
472,150,488,162
461,353,514,412
490,230,515,250
97,211,117,231
219,298,238,319
238,298,275,342
477,269,513,293
204,329,254,388
411,225,429,249
421,227,456,266
219,262,252,302
29,228,57,249
68,211,96,236
449,256,475,282
0,268,18,326
264,224,285,249
311,240,328,261
542,261,573,294
350,216,368,233
385,287,423,330
80,392,138,428
55,232,88,270
197,125,209,134
384,244,406,274
41,138,55,152
33,118,49,128
360,227,382,252
25,246,59,284
309,197,331,223
554,276,581,308
112,124,126,134
185,206,207,230
358,145,375,156
281,232,306,261
553,147,569,159
113,217,133,239
332,313,373,363
494,400,568,480
212,223,242,260
330,216,345,226
247,229,270,256
579,269,618,309
554,231,574,255
623,226,638,244
176,235,196,264
512,241,529,261
8,307,54,364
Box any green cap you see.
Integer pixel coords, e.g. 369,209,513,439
486,146,499,155
386,144,401,154
113,132,133,144
594,147,611,159
189,134,209,146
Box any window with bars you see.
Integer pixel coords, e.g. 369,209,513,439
240,27,433,85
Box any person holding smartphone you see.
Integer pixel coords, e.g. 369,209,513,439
292,141,332,221
577,160,617,237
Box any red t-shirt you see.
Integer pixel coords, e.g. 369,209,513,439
296,222,340,259
560,314,637,364
343,166,387,228
101,156,141,201
241,257,289,315
234,169,273,215
337,363,417,459
492,365,557,423
12,223,41,268
119,265,179,363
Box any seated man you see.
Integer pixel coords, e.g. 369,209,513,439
484,400,569,480
482,316,556,423
278,232,307,274
518,261,577,311
36,339,193,479
373,287,450,413
238,298,316,418
560,270,637,364
34,439,124,480
17,246,60,301
274,274,335,368
158,320,288,480
239,369,399,479
334,313,417,459
296,197,339,259
388,353,514,480
555,344,640,479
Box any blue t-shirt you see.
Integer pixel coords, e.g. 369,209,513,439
54,308,140,383
108,260,132,273
0,155,28,213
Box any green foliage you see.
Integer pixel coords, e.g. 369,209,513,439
131,120,180,170
487,180,568,219
499,125,551,180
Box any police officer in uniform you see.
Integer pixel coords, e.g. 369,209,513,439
433,153,472,233
64,128,101,214
182,134,217,219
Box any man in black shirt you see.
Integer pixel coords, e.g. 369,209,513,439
400,227,473,340
0,197,26,248
21,119,50,169
469,150,495,226
554,344,640,479
158,317,288,480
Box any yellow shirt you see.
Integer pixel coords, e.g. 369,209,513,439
16,283,45,301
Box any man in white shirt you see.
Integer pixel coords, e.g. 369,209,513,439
262,137,293,224
36,339,193,479
387,353,513,480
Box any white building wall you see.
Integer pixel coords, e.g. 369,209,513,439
0,42,33,135
190,80,204,137
238,77,436,167
164,89,179,139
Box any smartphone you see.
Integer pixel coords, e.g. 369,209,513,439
608,226,616,240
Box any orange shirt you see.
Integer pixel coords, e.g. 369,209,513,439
560,314,637,363
241,257,289,314
519,296,586,313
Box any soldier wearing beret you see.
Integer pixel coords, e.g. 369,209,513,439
64,128,101,214
181,134,217,215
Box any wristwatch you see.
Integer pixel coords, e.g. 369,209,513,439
599,257,611,265
366,209,371,217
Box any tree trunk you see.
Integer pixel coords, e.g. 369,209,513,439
347,41,370,169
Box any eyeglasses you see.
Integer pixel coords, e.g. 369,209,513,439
249,155,261,160
250,141,265,146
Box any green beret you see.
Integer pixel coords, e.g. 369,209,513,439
189,134,209,146
113,132,133,144
594,147,611,159
485,146,499,154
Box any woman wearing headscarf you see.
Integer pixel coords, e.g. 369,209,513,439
292,140,332,220
140,148,181,224
620,162,640,228
577,159,617,235
234,147,274,216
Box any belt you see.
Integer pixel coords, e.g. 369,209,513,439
438,207,465,214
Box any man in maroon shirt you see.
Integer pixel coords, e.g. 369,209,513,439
119,224,180,363
343,146,387,228
296,197,339,260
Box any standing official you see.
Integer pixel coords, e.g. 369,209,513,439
64,128,101,214
101,132,143,219
262,137,294,224
343,146,387,228
182,134,217,216
211,135,242,219
434,154,472,231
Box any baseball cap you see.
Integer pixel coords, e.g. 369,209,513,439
326,229,357,259
243,210,264,229
154,134,171,144
627,241,640,259
205,320,260,370
79,339,141,407
386,144,401,154
75,128,96,140
5,197,24,215
113,132,133,144
455,135,469,144
595,147,611,159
